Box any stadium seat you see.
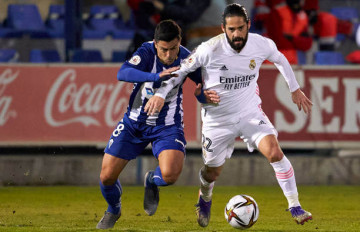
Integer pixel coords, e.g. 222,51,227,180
6,4,46,34
297,51,307,65
314,51,345,65
48,4,65,18
70,49,104,63
112,29,135,39
125,10,136,30
45,4,65,38
0,49,18,62
30,49,61,63
330,7,359,22
86,5,126,36
82,25,108,39
330,7,359,42
90,5,119,15
0,26,22,38
112,51,127,62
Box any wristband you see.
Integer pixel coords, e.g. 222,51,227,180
196,88,207,104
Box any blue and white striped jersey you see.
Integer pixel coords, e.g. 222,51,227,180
117,41,202,126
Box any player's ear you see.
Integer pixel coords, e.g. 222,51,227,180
248,19,251,30
221,23,225,33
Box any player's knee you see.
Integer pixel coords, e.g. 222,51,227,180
162,172,180,185
99,172,117,186
268,150,284,163
203,168,221,182
208,172,220,182
162,176,177,185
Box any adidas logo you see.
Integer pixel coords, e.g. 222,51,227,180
220,65,228,71
258,120,266,125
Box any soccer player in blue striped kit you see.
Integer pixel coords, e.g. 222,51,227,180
96,19,219,229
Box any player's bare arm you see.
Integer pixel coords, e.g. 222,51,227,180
145,83,221,116
291,88,313,114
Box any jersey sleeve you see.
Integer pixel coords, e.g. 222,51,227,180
155,45,208,99
117,45,160,83
187,67,202,85
265,38,300,92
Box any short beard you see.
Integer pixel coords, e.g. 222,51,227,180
226,31,249,52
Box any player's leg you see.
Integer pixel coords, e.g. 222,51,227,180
143,124,186,216
144,149,184,215
157,149,184,185
97,154,128,229
199,165,222,200
240,109,312,225
258,135,299,203
257,135,312,225
97,118,148,229
195,165,222,227
196,124,236,227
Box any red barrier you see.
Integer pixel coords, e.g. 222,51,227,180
259,66,360,149
0,65,199,146
0,64,359,149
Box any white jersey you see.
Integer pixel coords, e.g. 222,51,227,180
156,33,300,126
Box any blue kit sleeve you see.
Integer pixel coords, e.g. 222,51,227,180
196,88,207,104
117,63,160,83
187,68,207,104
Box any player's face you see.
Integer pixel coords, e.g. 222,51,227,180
154,38,181,65
222,16,250,52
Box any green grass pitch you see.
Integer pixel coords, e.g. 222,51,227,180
0,185,359,231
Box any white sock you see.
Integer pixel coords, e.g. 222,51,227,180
270,156,301,208
199,168,214,202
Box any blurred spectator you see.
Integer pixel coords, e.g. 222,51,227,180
346,50,360,64
126,0,210,58
304,0,337,51
126,0,161,58
185,0,227,50
266,0,312,64
251,0,285,34
337,20,354,38
346,25,360,64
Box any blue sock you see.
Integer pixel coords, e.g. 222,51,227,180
150,166,169,186
100,179,122,215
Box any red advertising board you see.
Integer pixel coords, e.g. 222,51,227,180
258,66,360,149
0,64,359,149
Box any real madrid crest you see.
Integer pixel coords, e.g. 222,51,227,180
249,59,256,70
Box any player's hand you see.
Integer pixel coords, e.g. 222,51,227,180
194,83,220,104
144,95,165,116
291,88,313,114
159,66,179,80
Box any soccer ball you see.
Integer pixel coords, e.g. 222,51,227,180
224,194,259,229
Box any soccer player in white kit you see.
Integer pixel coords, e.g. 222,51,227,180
145,3,313,227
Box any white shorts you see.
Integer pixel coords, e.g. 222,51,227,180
201,109,278,167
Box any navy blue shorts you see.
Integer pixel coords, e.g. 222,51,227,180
104,115,186,160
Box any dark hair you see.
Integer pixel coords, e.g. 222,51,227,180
222,3,249,26
154,19,182,42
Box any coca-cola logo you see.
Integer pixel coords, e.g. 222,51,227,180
0,68,18,126
45,69,131,127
